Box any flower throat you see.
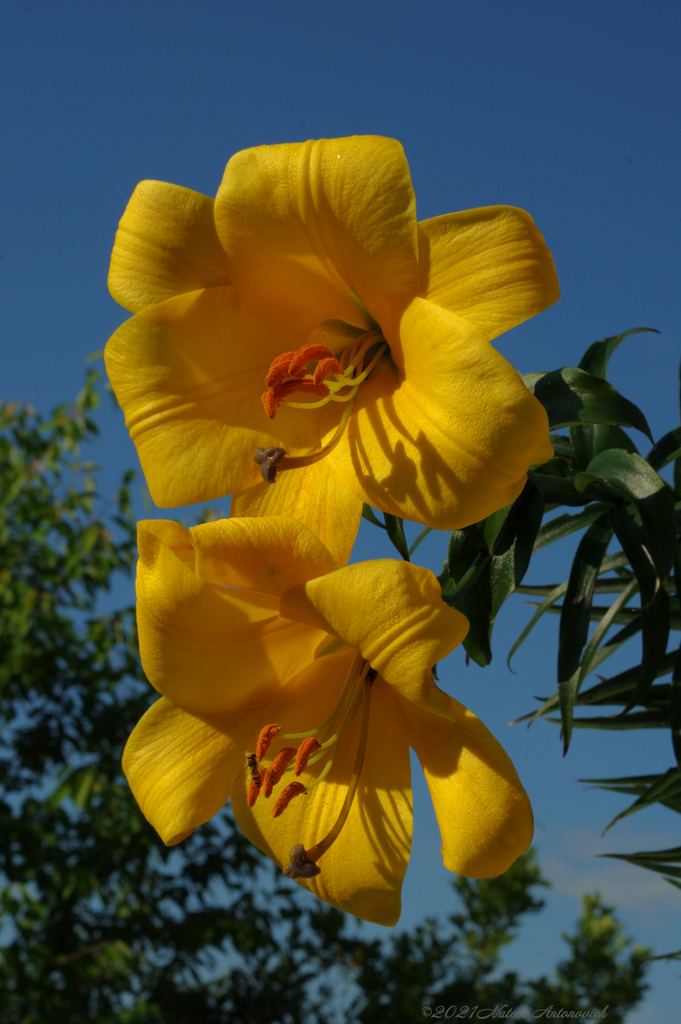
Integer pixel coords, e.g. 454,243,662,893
253,332,386,483
246,655,375,880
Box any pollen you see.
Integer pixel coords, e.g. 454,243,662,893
295,737,322,776
267,747,298,787
273,781,307,818
256,723,282,761
247,779,260,808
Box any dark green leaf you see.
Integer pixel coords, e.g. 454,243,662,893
547,710,670,729
577,449,676,580
408,525,432,557
383,513,410,560
557,514,613,754
647,427,681,471
523,366,653,441
578,327,660,379
533,502,615,551
361,503,386,529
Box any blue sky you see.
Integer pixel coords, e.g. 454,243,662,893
2,1,681,1017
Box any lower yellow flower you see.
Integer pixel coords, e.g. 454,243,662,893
125,516,533,925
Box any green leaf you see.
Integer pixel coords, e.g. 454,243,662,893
577,449,676,580
595,769,681,833
533,502,615,551
578,327,660,380
408,525,432,557
670,644,681,775
547,710,671,729
523,366,653,441
608,503,671,714
557,514,613,754
383,513,410,560
647,426,681,471
578,651,677,707
361,503,386,529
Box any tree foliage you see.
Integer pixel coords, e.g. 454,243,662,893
0,375,652,1020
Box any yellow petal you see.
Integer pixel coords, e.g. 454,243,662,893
230,459,363,569
329,297,554,528
213,136,418,333
189,515,336,596
123,696,255,845
279,560,468,724
231,651,413,925
104,286,328,507
109,181,231,313
136,520,326,716
418,206,559,342
409,697,533,877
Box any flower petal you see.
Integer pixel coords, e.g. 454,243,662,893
279,560,468,725
136,520,326,716
213,136,418,333
123,696,255,845
231,651,413,925
230,458,363,568
189,515,337,596
104,286,328,507
418,206,559,342
409,697,533,877
329,297,554,528
109,181,231,313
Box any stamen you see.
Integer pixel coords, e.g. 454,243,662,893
247,779,260,808
303,669,374,865
267,747,298,788
294,737,321,776
256,724,282,761
273,781,306,818
253,400,355,484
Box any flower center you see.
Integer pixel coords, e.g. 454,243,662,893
253,332,386,483
246,654,376,880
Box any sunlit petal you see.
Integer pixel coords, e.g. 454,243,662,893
123,696,255,846
230,458,363,568
329,297,553,527
189,515,336,595
109,181,231,313
410,697,533,877
418,205,559,342
231,652,413,926
214,136,418,332
105,286,328,507
137,520,326,715
279,560,468,724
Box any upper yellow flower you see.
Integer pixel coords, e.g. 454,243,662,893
105,136,558,565
124,515,533,926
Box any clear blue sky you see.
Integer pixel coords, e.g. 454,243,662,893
2,2,681,1018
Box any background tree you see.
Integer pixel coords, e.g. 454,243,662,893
0,376,651,1022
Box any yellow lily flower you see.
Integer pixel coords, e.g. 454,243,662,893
105,135,558,566
125,516,534,926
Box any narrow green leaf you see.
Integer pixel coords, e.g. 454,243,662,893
578,651,677,707
488,484,545,618
361,504,386,529
547,709,670,729
533,502,616,551
408,525,432,557
507,581,568,669
647,426,681,471
523,366,653,441
441,551,491,609
383,513,410,560
598,768,681,833
578,327,660,379
557,514,613,754
579,449,676,580
670,644,681,776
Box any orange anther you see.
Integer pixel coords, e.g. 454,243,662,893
287,344,336,377
247,779,260,808
295,737,322,776
272,781,306,818
268,747,298,787
312,357,344,385
256,724,282,761
261,769,273,798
